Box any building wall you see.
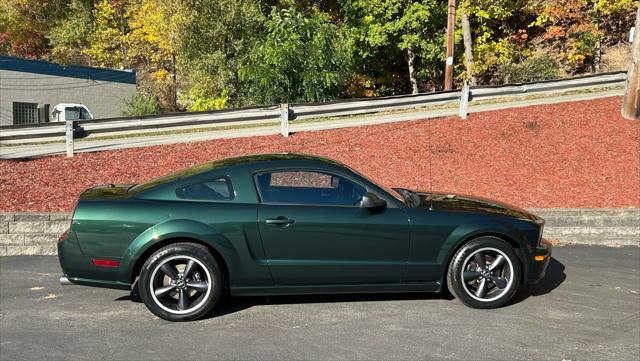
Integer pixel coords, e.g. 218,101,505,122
0,70,136,126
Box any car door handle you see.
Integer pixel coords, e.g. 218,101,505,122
265,217,295,225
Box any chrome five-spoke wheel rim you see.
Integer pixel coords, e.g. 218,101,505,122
149,255,212,314
461,247,514,302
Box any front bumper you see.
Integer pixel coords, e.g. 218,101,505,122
525,238,553,283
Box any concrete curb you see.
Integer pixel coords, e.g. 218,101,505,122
532,208,639,247
0,209,638,256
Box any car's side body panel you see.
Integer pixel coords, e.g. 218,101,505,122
73,200,155,258
257,204,411,285
403,208,542,284
117,202,272,287
70,199,273,287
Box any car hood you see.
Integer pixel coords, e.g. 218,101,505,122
409,191,543,224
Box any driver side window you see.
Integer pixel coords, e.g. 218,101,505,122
255,170,366,206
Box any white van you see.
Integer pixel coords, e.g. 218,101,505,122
51,103,94,122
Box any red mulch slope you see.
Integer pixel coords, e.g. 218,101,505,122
1,97,638,212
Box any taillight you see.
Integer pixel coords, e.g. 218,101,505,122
58,228,70,243
91,259,120,268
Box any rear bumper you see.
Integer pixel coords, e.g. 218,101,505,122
525,239,553,283
58,232,131,290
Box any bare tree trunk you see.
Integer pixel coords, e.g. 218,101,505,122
172,51,177,111
461,11,476,86
621,6,640,120
407,45,418,95
592,1,602,72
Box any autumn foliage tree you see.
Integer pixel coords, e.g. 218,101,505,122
0,0,67,58
0,0,637,114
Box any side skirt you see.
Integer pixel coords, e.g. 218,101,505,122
230,281,441,297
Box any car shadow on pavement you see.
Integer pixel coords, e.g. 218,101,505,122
507,257,566,306
210,292,455,319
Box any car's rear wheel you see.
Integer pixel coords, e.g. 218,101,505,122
447,237,521,309
139,242,222,321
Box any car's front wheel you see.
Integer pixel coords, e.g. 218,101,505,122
447,237,521,309
139,242,223,321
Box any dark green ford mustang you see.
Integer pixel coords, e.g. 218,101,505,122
58,153,552,321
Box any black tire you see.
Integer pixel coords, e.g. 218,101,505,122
447,236,521,309
139,242,223,321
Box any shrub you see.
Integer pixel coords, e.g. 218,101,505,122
121,93,161,116
496,53,560,84
182,82,229,112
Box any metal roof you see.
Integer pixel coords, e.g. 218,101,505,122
0,56,136,84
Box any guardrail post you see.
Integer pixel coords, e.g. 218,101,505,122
280,103,289,137
65,120,74,157
459,84,470,119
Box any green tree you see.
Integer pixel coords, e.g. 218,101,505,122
179,0,265,110
48,0,94,65
341,0,446,94
243,7,353,104
458,0,533,83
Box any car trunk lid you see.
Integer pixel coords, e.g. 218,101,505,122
79,184,136,200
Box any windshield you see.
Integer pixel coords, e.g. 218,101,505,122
394,188,425,208
376,182,406,203
79,107,92,119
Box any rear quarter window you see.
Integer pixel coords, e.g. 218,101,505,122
176,177,234,201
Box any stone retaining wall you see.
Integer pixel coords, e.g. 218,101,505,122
1,209,638,256
0,213,71,256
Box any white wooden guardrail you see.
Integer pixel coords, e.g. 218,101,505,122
0,71,627,154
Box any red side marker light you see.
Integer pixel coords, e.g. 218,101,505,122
92,259,120,268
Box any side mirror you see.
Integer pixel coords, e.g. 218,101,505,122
359,192,387,211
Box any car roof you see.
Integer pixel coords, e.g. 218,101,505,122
130,153,345,193
54,103,88,108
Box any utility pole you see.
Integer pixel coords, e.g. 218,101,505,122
621,6,640,120
444,0,456,90
461,10,476,86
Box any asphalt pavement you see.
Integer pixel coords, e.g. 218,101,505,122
0,245,638,360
